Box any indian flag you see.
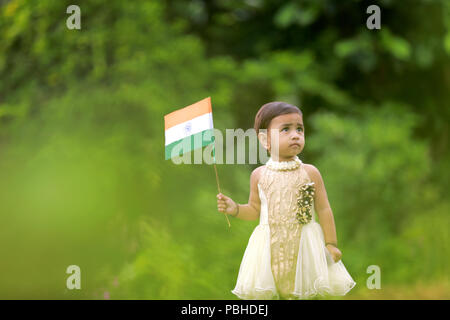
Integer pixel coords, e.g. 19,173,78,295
164,97,215,160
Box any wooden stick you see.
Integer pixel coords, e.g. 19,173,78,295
214,163,231,228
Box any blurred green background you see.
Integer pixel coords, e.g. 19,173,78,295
0,0,448,299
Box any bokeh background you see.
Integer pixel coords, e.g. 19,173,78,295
0,0,448,299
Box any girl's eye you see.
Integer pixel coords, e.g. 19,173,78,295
297,127,303,132
282,127,289,132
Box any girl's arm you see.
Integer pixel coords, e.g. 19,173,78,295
217,166,262,221
305,164,342,261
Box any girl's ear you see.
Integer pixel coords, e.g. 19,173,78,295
258,131,269,150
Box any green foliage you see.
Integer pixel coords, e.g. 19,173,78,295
309,104,430,239
0,0,448,299
308,103,448,286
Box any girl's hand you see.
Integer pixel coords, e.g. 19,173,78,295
217,193,238,216
326,244,342,263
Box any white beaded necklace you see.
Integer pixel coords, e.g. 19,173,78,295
266,156,302,171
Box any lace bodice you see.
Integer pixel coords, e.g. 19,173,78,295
258,158,316,225
256,158,316,298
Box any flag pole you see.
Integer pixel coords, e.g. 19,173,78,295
213,143,231,228
213,163,230,228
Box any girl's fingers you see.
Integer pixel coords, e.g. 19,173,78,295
217,193,232,213
217,193,230,201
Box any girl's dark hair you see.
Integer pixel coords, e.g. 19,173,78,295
254,101,302,135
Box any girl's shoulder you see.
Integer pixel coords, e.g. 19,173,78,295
302,163,322,183
250,165,266,184
302,163,316,172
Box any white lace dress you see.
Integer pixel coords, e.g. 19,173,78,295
231,157,356,300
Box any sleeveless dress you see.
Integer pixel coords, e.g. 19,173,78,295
231,157,356,300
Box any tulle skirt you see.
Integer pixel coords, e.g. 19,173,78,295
231,221,356,300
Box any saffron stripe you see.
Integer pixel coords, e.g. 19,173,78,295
164,97,212,130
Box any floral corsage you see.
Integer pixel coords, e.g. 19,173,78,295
296,182,315,225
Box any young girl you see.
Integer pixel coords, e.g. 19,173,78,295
217,102,356,300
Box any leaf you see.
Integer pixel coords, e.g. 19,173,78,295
380,29,411,60
444,32,450,54
274,2,298,28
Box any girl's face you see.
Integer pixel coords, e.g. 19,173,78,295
259,113,305,161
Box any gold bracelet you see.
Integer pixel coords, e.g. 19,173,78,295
232,203,239,217
326,242,337,248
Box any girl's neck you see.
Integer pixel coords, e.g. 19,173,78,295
266,155,301,171
270,155,298,162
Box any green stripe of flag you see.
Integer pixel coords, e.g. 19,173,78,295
165,128,215,160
